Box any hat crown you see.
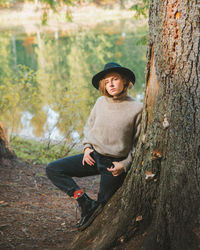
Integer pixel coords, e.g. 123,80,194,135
104,62,121,70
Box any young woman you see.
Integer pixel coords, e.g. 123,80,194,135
46,62,143,231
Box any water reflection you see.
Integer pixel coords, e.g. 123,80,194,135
19,111,34,138
42,106,61,141
0,19,147,143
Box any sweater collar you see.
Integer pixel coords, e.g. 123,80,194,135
105,95,130,103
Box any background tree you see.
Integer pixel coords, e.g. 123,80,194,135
0,122,15,159
71,0,200,249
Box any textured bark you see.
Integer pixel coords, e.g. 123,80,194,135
0,122,15,159
71,1,200,249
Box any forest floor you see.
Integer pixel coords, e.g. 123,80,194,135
0,157,143,249
0,157,100,249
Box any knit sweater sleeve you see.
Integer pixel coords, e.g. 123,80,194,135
119,109,142,172
82,100,98,150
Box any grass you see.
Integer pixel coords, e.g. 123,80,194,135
10,135,81,165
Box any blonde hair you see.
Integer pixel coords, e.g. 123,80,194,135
99,73,132,99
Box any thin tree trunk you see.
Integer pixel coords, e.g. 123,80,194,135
0,122,15,159
71,0,200,249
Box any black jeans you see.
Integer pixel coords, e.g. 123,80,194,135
46,150,126,205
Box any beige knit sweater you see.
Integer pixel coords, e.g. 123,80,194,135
83,95,143,172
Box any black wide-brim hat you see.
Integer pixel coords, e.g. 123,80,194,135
92,62,136,89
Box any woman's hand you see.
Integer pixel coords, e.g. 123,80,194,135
107,162,124,176
82,148,95,166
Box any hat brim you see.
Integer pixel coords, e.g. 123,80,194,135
92,67,136,89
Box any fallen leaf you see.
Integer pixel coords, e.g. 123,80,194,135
56,216,62,220
136,215,143,221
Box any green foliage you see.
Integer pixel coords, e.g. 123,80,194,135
136,34,148,46
0,64,39,115
0,0,11,7
65,9,73,22
130,0,149,18
0,0,150,11
41,0,56,9
10,136,81,164
42,11,48,25
0,21,147,164
0,0,149,26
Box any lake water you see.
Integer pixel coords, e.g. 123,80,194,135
0,18,147,144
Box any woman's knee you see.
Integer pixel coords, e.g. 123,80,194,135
46,161,57,178
46,158,70,178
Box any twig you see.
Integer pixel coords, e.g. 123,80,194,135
0,224,10,229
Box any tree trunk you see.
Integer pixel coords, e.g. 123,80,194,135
0,122,15,159
119,0,125,9
71,0,200,249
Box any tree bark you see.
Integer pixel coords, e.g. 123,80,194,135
0,122,15,159
71,0,200,249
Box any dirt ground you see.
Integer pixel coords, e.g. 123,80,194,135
0,157,144,250
0,157,101,249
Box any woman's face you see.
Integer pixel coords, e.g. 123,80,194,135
104,72,125,97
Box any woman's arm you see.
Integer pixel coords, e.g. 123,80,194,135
107,110,142,176
82,99,101,165
118,110,143,172
82,101,98,150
